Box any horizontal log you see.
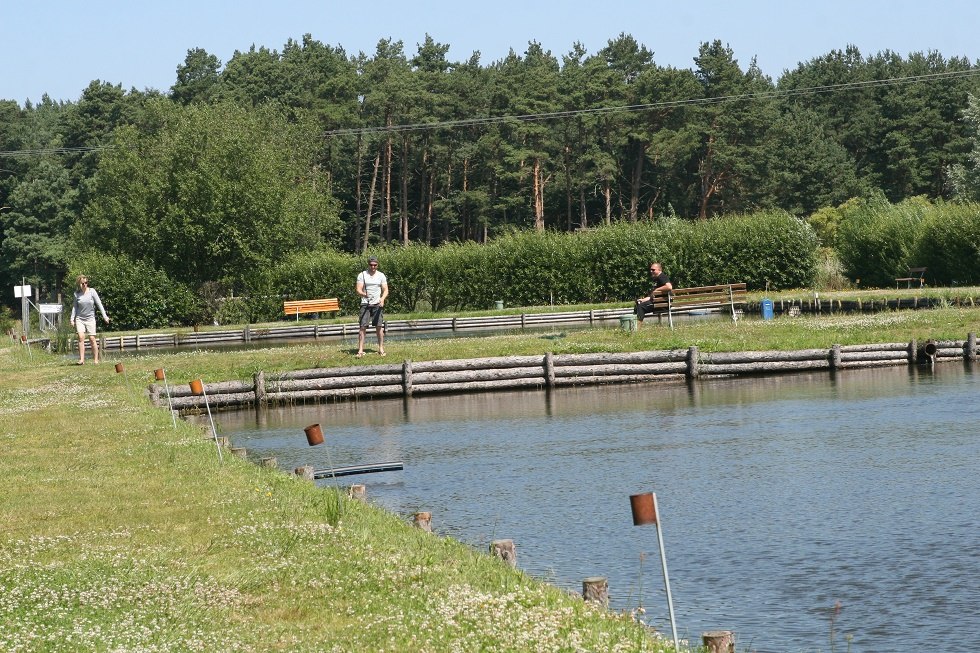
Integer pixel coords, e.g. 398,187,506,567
277,364,400,381
413,355,544,372
838,359,910,369
557,362,687,377
701,360,831,375
169,380,254,397
271,375,403,392
412,378,546,394
840,351,912,362
839,342,908,353
553,373,687,386
702,349,829,364
171,391,256,410
555,351,687,366
413,367,544,384
265,386,405,402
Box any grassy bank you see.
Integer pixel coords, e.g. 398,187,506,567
3,306,978,652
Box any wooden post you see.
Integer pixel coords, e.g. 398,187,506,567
490,539,517,566
402,360,413,398
702,631,735,653
582,576,608,606
349,484,367,501
686,345,699,379
908,338,917,365
967,332,977,362
412,511,432,532
830,344,842,370
294,465,314,481
230,447,247,459
244,324,251,343
544,352,555,387
254,371,266,404
260,456,278,469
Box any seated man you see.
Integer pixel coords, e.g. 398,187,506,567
634,262,673,324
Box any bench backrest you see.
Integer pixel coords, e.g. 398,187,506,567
650,283,746,312
283,298,340,316
907,267,926,278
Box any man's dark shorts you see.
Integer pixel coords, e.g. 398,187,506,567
359,304,384,329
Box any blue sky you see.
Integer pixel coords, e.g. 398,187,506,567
5,0,980,105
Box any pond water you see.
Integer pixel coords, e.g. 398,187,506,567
218,363,980,653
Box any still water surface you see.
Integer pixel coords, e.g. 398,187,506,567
219,364,979,653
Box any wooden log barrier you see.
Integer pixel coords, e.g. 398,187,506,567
490,539,517,566
412,511,432,532
702,630,735,653
582,576,609,606
162,333,979,415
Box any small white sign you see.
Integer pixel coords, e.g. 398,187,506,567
13,284,31,298
39,303,62,314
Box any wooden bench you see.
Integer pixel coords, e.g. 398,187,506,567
646,283,747,328
283,298,340,320
895,267,926,289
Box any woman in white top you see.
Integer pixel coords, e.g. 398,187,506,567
70,275,110,364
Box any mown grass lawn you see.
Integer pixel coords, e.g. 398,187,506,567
2,303,977,652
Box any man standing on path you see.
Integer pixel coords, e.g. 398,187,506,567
634,262,673,326
356,256,388,357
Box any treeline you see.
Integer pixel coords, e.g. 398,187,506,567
2,33,980,305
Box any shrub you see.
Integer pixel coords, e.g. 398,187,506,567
66,253,197,330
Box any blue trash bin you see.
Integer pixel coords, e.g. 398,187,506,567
761,298,774,321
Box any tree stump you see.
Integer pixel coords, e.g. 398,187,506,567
294,465,314,481
702,630,735,653
230,447,247,459
260,456,278,469
349,484,367,501
490,539,517,566
412,511,432,532
582,576,608,606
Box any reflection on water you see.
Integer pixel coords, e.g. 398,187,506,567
219,363,980,653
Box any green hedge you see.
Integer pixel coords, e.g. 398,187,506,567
66,253,197,330
836,196,980,287
68,211,822,325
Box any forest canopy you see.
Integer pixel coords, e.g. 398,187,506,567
2,33,980,305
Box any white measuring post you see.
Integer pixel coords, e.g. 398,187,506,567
155,369,177,428
630,492,679,652
190,379,222,462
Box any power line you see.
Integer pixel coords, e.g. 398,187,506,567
322,68,980,137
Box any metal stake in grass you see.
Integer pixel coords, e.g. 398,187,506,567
21,334,32,362
154,368,177,428
190,379,222,462
304,423,344,516
630,492,679,653
114,362,135,395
